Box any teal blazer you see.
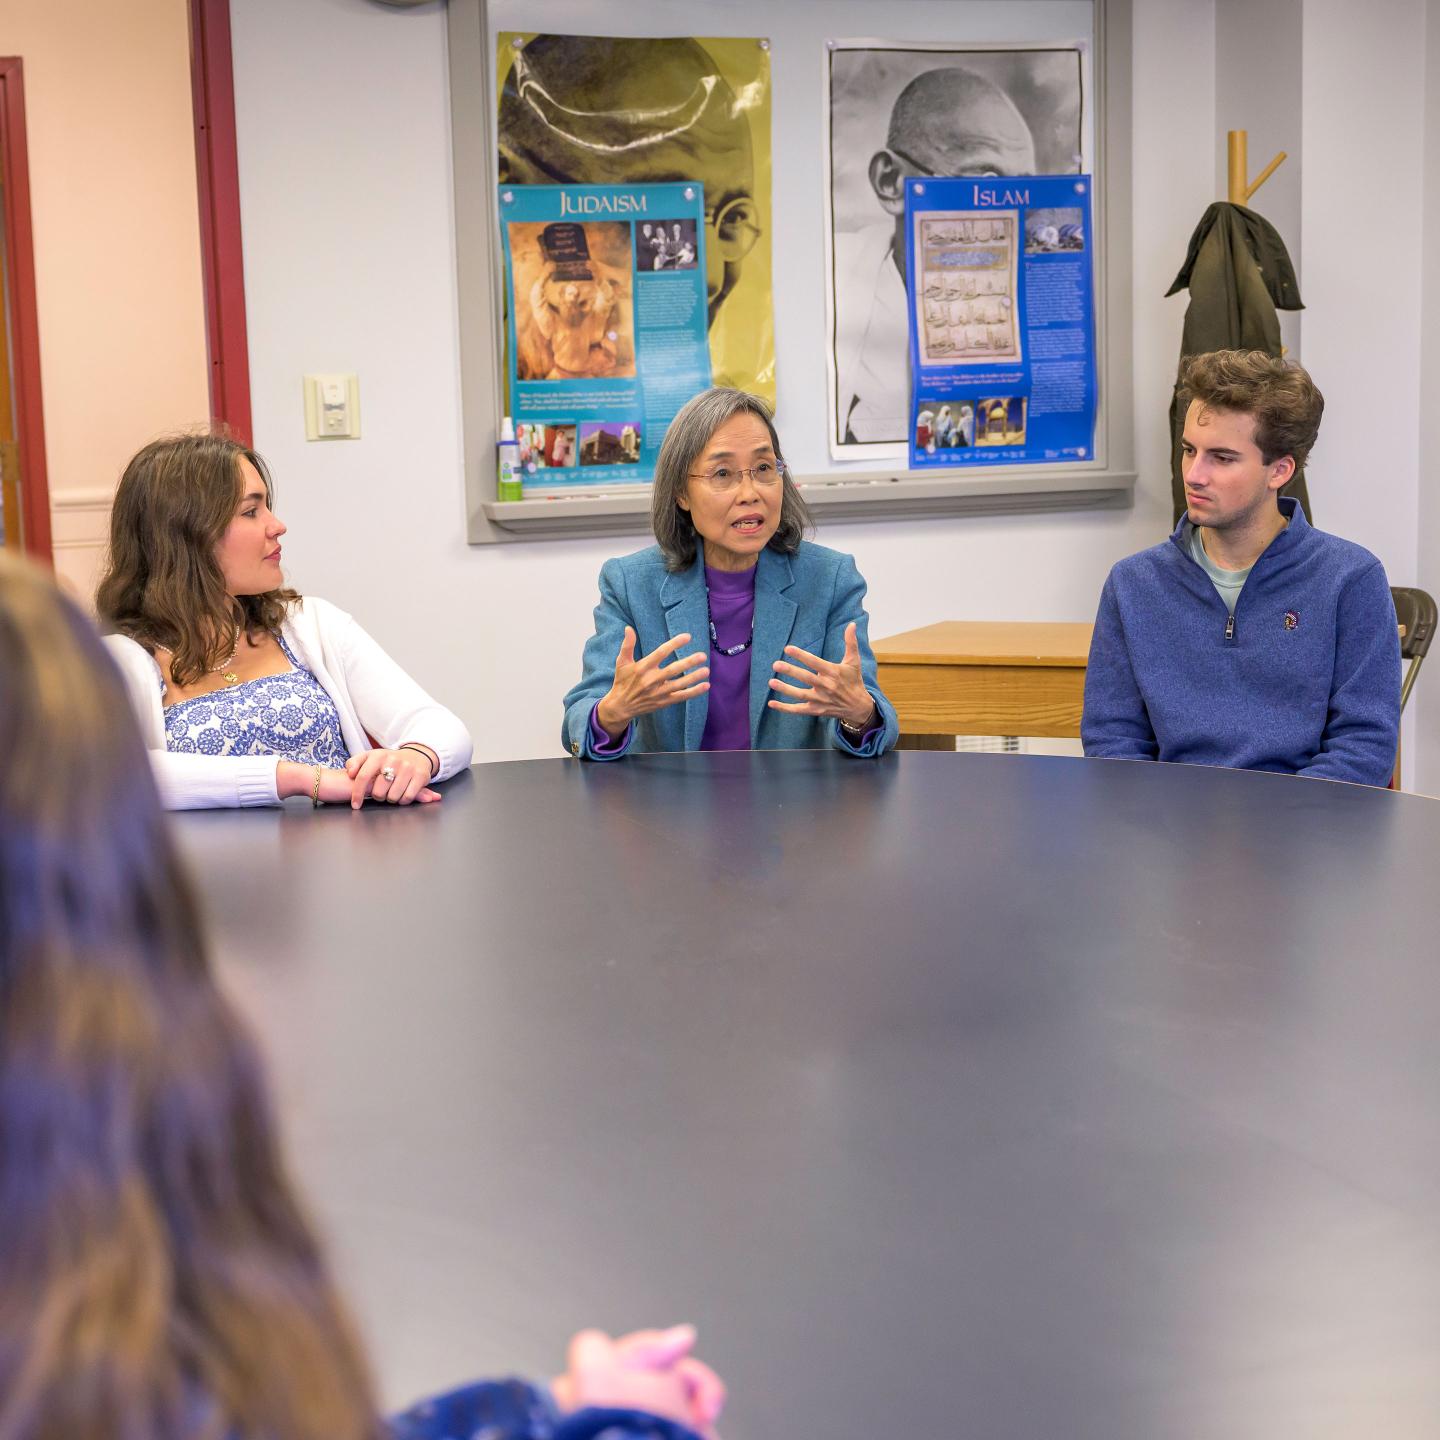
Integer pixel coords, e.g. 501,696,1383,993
562,541,899,760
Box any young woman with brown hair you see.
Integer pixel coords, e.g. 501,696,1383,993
0,551,724,1440
97,434,473,810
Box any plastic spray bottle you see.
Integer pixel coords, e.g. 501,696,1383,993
497,417,522,502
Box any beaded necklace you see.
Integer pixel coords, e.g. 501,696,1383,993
706,586,754,657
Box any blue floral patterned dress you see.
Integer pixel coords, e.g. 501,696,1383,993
388,1379,701,1440
161,634,350,768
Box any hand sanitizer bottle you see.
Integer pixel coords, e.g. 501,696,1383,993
497,417,522,501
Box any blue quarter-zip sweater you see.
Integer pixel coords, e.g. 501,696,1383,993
1082,498,1400,785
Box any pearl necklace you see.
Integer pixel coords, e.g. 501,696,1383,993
154,629,242,686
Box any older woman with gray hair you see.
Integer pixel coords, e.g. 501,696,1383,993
562,387,898,759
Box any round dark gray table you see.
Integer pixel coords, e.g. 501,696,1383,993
175,752,1440,1439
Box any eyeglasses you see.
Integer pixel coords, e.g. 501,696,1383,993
887,143,1004,180
704,196,762,262
688,459,788,493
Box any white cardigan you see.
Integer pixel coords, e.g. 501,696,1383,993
104,596,473,810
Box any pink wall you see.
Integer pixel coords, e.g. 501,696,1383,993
0,0,209,595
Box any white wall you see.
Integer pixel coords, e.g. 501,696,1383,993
1214,0,1302,358
1300,0,1424,577
1300,0,1427,787
1419,0,1440,796
230,0,1211,768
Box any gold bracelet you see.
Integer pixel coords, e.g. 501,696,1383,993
312,764,322,808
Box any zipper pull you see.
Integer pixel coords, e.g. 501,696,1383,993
1225,614,1236,641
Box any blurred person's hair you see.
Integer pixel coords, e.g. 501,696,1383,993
0,552,378,1440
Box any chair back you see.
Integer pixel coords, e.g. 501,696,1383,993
1391,586,1436,714
1392,587,1436,661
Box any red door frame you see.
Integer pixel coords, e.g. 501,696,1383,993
189,0,252,445
0,58,52,565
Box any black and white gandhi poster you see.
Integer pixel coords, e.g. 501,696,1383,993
825,41,1089,460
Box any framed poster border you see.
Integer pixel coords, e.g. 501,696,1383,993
449,0,1132,545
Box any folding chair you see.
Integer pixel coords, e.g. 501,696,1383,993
1391,587,1436,715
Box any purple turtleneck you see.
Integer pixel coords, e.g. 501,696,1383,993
698,562,756,751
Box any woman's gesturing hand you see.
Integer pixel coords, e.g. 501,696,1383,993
552,1324,726,1439
595,627,710,739
767,621,877,730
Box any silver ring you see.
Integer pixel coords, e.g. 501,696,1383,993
381,766,397,782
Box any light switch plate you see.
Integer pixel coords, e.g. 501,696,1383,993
303,373,361,440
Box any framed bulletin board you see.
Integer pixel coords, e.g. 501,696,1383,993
448,0,1132,544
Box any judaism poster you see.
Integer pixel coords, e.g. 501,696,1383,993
498,33,775,407
499,183,712,492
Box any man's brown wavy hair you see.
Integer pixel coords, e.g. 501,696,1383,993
97,434,300,687
0,553,381,1440
1178,349,1325,469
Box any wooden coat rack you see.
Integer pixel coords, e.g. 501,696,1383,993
1227,130,1286,205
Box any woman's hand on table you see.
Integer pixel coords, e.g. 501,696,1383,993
276,757,440,807
596,627,710,739
552,1324,725,1439
344,746,440,808
276,762,360,806
767,622,878,730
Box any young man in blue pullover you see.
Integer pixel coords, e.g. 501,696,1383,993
1082,350,1400,785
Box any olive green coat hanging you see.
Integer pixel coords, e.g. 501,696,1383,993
1165,202,1307,526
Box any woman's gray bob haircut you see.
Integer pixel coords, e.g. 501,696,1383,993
650,386,813,572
